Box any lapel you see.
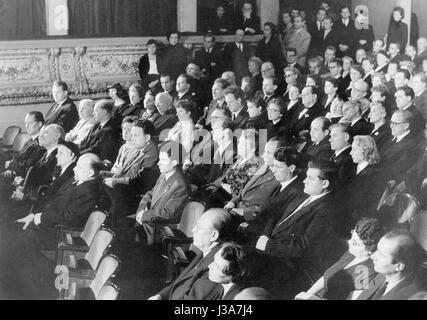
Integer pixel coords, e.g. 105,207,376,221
357,273,385,300
18,137,38,157
381,273,417,300
272,196,308,235
241,164,270,194
151,171,178,208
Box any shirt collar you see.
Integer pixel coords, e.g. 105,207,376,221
396,130,410,143
335,145,351,157
280,175,298,191
356,161,369,174
351,117,362,126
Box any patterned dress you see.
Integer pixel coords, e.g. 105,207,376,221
222,156,261,197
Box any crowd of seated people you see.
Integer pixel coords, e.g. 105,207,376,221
2,1,427,300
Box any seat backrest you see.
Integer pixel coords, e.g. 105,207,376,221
90,255,119,298
84,229,114,270
96,282,120,300
396,193,420,224
12,133,30,152
177,201,205,237
80,211,107,246
2,126,21,146
410,210,427,252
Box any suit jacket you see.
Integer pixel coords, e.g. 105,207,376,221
357,273,425,300
194,47,224,83
308,20,326,58
350,118,374,136
231,165,280,221
8,137,45,177
80,119,120,162
330,146,355,186
158,244,222,300
284,28,311,66
232,108,249,130
321,29,339,53
301,138,333,163
253,90,281,109
288,101,324,138
414,49,427,71
138,169,189,223
335,19,356,57
370,123,392,153
41,178,109,228
405,104,426,136
152,109,179,138
256,37,283,75
44,97,79,133
413,89,427,122
223,42,251,83
42,162,76,203
235,15,261,34
138,54,162,83
197,99,227,129
27,148,58,190
264,193,339,279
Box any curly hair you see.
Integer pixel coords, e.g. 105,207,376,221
354,217,385,253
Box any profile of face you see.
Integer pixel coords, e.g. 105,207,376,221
108,88,118,100
263,25,272,38
348,230,369,258
122,122,134,142
186,64,200,79
394,90,411,109
212,82,225,101
73,154,94,182
176,106,191,122
371,91,385,103
160,76,174,92
410,75,427,94
129,87,142,105
147,43,157,55
262,141,277,167
282,12,292,24
350,141,365,164
301,87,316,107
376,53,388,67
155,96,171,114
217,6,225,18
92,104,106,123
131,125,148,149
271,159,294,183
303,167,327,196
225,93,242,113
310,119,328,144
192,213,215,251
52,84,67,103
330,98,343,116
289,85,300,101
370,237,400,276
362,60,374,73
261,63,275,78
247,101,262,118
308,62,320,75
341,7,351,20
355,49,367,64
24,114,42,136
39,126,58,148
176,76,190,93
144,93,155,112
56,145,75,168
369,105,385,123
158,150,177,174
324,81,337,96
267,102,282,121
169,33,179,46
78,102,93,120
390,112,409,138
208,248,233,284
417,38,427,52
329,127,348,151
343,58,352,71
342,103,358,121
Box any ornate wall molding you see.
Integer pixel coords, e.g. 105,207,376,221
0,35,262,106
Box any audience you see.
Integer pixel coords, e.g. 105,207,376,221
65,99,96,147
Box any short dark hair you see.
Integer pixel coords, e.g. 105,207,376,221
304,85,320,97
330,123,353,142
160,74,172,80
286,47,298,56
175,99,195,115
396,86,415,100
324,77,340,88
159,140,188,167
325,46,337,53
214,78,231,90
354,218,385,253
224,86,245,101
177,73,192,85
396,69,411,80
264,22,277,36
268,98,287,116
146,39,157,46
219,242,250,283
166,30,180,41
57,139,80,160
204,33,216,42
329,58,343,68
122,115,139,126
28,111,44,124
53,81,68,92
96,99,114,115
392,6,405,19
133,119,155,137
307,159,338,192
274,147,301,169
315,117,332,131
383,229,422,272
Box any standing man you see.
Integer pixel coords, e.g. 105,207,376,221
223,29,252,84
194,33,224,86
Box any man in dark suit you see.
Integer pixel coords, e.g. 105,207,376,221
341,100,373,136
1,111,45,179
395,86,426,137
80,99,121,163
224,86,249,130
235,2,260,35
302,117,333,164
44,81,78,133
223,29,251,84
160,74,177,101
253,159,341,298
358,230,425,300
308,7,328,59
414,37,427,72
320,17,338,54
288,86,324,139
253,77,281,109
335,6,356,58
152,92,179,140
148,208,233,300
194,34,224,86
380,110,424,183
411,73,427,123
174,74,198,107
16,153,110,249
369,102,392,153
329,123,355,186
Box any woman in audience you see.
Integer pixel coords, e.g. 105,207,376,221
138,39,162,94
166,99,195,154
245,98,268,130
342,56,354,86
278,10,293,42
305,74,321,89
125,83,146,118
108,83,130,126
345,65,365,99
256,22,283,78
140,92,160,123
248,56,263,92
361,56,376,88
325,97,344,124
355,49,367,65
386,7,408,53
295,217,384,300
65,99,96,146
161,31,189,82
241,77,256,101
285,84,303,125
266,98,289,140
208,242,250,300
206,129,261,207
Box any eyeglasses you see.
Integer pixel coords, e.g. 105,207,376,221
390,121,407,126
284,74,294,78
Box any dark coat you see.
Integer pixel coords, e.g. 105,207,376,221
44,97,79,133
194,47,224,83
223,42,251,83
350,118,374,136
330,146,356,187
7,137,45,177
256,37,284,76
370,123,392,153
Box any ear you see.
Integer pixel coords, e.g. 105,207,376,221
395,262,406,273
171,159,178,167
273,85,278,91
289,164,296,173
88,169,95,179
210,230,219,242
321,179,330,190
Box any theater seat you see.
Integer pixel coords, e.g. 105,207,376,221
0,125,21,149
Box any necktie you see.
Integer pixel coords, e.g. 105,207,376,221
232,113,236,121
264,95,269,102
275,196,312,229
370,281,388,300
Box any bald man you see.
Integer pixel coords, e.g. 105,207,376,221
152,92,178,139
